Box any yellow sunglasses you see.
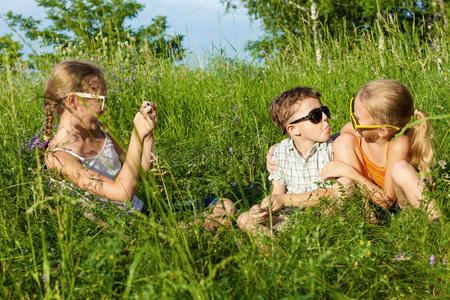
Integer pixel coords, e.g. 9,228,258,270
350,97,400,131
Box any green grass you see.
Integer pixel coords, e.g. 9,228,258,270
0,24,448,299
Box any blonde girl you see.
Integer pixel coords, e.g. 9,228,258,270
321,79,441,221
43,60,156,211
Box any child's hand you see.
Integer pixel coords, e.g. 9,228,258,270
133,101,157,139
320,161,353,180
248,205,269,224
260,194,284,212
266,143,280,174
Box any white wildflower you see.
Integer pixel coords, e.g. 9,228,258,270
437,160,447,170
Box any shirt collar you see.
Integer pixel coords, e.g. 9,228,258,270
287,138,324,159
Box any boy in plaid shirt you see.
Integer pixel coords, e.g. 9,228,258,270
238,87,350,236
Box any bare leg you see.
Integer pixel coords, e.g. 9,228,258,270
391,160,442,221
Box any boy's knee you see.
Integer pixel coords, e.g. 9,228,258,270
214,198,236,217
237,212,253,231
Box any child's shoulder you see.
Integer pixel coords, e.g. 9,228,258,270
279,137,293,147
277,138,299,153
389,134,410,156
273,138,295,157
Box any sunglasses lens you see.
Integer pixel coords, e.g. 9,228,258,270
309,108,323,124
323,106,330,118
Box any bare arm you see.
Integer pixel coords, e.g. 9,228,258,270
140,103,157,172
283,188,333,207
266,143,280,175
111,103,156,173
46,129,142,202
140,133,155,172
110,128,155,173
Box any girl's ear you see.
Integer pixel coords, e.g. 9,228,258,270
377,127,391,139
66,94,77,110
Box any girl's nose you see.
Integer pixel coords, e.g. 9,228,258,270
322,111,329,122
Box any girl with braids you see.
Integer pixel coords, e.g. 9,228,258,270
320,79,442,221
43,60,155,211
43,60,235,229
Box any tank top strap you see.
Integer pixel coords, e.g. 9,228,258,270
100,129,114,148
357,137,363,156
386,141,391,161
51,148,85,162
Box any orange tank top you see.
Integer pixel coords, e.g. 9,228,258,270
357,137,390,188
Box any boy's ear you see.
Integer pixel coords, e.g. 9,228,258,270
286,124,301,136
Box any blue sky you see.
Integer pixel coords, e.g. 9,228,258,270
0,0,264,62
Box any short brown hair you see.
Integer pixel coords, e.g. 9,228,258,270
269,86,321,131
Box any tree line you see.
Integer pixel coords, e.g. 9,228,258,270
1,0,448,65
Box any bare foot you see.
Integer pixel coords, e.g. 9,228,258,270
425,200,442,222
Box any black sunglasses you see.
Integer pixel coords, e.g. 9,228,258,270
283,106,330,134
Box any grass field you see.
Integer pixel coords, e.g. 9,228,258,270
0,24,449,298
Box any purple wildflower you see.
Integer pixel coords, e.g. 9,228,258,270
24,134,41,151
233,116,238,122
120,64,124,71
233,106,237,111
41,274,46,284
430,255,436,266
219,130,224,135
152,76,155,84
229,146,233,154
111,69,115,76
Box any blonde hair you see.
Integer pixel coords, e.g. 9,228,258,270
43,60,106,147
357,79,433,171
269,86,321,131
